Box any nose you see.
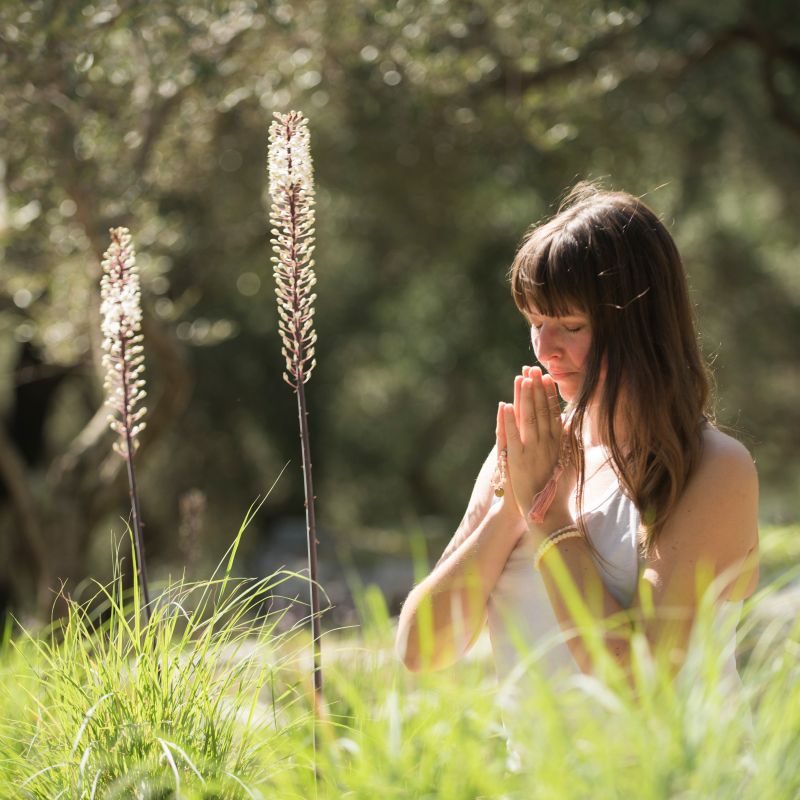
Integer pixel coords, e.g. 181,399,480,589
532,322,562,364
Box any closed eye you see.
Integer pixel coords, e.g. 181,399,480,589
531,323,584,333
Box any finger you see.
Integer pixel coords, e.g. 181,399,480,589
542,374,562,439
496,401,507,453
531,367,551,440
514,375,523,429
520,377,538,444
522,365,532,379
502,403,522,456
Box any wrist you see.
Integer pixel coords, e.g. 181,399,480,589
527,509,576,547
492,496,528,536
493,494,523,522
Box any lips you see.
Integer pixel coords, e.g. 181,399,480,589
548,369,575,380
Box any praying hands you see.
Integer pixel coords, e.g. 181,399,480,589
495,366,574,526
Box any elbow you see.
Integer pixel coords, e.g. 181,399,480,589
395,615,425,672
399,650,424,673
565,631,632,679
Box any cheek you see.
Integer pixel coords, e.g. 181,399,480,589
569,335,592,369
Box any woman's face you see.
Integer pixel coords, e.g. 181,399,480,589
528,306,594,403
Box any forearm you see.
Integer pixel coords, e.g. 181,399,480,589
533,518,633,675
397,499,526,672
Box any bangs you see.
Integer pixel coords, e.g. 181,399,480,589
510,222,593,320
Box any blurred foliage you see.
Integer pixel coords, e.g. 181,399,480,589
758,525,800,576
0,0,799,611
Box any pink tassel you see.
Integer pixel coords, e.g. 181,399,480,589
528,464,563,524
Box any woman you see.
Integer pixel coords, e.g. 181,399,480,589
396,184,759,695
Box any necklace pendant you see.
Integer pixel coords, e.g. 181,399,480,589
494,488,504,498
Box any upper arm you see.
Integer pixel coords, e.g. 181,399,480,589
633,431,759,645
435,447,497,569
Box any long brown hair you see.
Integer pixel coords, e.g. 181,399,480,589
510,183,712,554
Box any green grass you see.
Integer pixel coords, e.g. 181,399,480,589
757,524,800,574
0,525,798,798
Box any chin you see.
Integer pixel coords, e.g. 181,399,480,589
558,389,577,404
552,376,579,404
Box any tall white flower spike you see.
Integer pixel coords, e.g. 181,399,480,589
268,110,317,390
101,227,147,457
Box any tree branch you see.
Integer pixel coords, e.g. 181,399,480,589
131,22,256,175
671,22,800,144
467,26,635,103
762,51,800,141
745,21,800,143
132,90,188,173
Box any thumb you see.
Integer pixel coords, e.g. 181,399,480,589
502,403,521,453
496,402,508,452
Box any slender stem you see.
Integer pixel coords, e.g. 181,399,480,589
119,334,151,622
297,376,322,710
125,440,151,620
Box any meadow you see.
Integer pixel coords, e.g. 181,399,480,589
1,522,798,800
3,3,800,797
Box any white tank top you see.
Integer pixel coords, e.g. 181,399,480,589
487,480,744,694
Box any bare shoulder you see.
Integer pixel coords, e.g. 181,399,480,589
676,424,758,526
693,426,757,490
652,425,759,598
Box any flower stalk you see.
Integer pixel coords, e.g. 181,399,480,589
268,111,322,712
101,227,151,621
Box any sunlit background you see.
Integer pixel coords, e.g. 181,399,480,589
1,0,799,621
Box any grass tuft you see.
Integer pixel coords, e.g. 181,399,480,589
1,525,799,798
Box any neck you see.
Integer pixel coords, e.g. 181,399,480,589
580,397,628,451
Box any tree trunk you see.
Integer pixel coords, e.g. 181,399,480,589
0,309,192,621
